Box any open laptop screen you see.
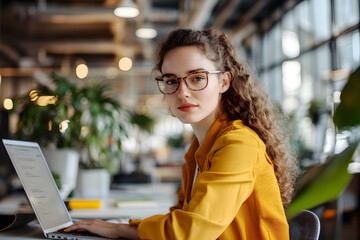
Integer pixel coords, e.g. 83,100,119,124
3,140,72,231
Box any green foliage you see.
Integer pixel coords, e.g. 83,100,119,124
16,72,131,175
333,66,360,131
286,139,360,219
287,66,360,219
307,99,330,126
52,172,61,190
131,112,156,134
167,134,184,148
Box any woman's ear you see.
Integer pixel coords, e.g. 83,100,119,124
219,71,231,93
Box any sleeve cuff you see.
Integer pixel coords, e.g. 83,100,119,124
129,219,142,226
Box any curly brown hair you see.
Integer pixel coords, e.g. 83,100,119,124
154,28,298,208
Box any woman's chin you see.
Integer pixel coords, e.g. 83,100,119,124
177,117,192,124
175,114,197,124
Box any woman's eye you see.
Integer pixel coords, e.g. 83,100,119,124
192,75,205,82
165,79,177,85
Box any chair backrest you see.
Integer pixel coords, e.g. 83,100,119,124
289,210,321,240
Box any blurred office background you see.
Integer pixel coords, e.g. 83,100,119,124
0,0,359,239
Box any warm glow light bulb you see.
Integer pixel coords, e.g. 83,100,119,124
114,7,139,18
136,27,157,39
3,98,13,110
119,57,133,71
76,64,88,79
59,120,70,133
29,90,39,101
48,120,53,131
113,0,139,18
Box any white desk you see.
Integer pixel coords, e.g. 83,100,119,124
71,183,178,220
0,183,178,240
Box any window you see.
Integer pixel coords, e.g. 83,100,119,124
310,0,331,43
282,11,300,58
263,24,282,68
314,44,331,98
334,0,359,32
337,30,360,71
251,0,359,160
251,34,263,70
267,66,283,103
299,51,315,104
294,1,314,51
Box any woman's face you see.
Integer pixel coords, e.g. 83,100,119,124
161,46,229,125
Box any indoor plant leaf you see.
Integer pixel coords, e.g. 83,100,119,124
15,73,131,176
131,113,156,133
333,66,360,131
286,139,360,219
287,66,360,219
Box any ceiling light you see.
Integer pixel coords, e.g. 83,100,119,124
136,24,157,39
114,0,139,18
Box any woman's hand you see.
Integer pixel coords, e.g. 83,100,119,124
63,219,139,239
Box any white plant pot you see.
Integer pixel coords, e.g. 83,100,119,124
77,169,110,199
42,148,79,200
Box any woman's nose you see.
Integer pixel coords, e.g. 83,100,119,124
177,80,190,97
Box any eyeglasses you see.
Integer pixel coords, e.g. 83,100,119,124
155,70,222,95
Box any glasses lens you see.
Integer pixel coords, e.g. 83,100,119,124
159,76,178,94
186,72,207,90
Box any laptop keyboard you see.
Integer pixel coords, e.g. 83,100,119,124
59,231,97,236
49,230,102,239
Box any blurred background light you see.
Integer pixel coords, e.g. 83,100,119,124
36,96,58,106
48,120,52,131
3,98,13,110
119,57,133,71
136,25,158,39
114,0,139,18
282,60,302,93
76,63,88,79
282,31,300,58
29,90,39,101
59,120,70,133
334,91,341,103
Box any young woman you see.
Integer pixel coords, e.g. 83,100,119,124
64,28,298,239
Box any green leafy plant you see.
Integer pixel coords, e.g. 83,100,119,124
16,72,131,175
333,66,360,130
286,139,359,219
286,66,360,219
307,99,330,126
131,112,156,134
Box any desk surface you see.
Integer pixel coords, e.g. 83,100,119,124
0,222,46,240
0,183,178,240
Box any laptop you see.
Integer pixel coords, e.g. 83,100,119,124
2,139,108,240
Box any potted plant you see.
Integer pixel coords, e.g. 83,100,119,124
15,72,131,198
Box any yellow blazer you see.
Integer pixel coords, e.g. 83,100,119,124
130,114,289,239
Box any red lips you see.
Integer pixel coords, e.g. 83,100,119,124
178,103,197,112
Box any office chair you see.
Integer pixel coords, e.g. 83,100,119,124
289,210,321,240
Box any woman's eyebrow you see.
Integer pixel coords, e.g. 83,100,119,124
162,68,206,77
162,73,177,77
187,68,206,74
